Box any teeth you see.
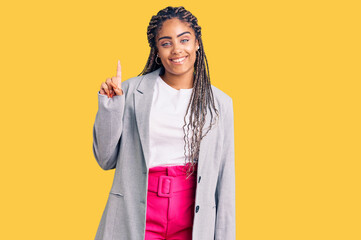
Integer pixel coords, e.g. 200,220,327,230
172,56,186,63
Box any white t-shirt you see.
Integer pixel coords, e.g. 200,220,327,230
148,75,195,168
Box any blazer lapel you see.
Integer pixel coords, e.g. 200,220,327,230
134,68,161,170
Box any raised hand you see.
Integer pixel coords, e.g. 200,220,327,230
100,60,123,98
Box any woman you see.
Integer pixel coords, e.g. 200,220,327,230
93,6,235,240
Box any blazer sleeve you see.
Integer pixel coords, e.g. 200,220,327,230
92,90,125,170
214,98,236,239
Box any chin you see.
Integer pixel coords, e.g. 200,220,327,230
165,65,194,75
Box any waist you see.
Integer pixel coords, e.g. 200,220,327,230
147,162,198,197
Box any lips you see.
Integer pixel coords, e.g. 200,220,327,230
170,56,188,63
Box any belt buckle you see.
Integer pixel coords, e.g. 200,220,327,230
157,175,174,197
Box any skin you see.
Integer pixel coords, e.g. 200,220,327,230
100,17,199,97
156,18,199,90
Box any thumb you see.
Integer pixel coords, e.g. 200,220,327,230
113,87,123,96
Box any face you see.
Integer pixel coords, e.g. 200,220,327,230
155,18,199,76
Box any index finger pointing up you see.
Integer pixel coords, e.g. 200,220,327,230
116,60,122,78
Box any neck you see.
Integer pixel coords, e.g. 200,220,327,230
160,68,194,90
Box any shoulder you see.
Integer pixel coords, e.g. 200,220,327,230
121,68,160,93
120,72,150,95
210,85,233,114
121,75,144,90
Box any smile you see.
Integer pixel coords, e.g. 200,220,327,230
170,56,188,64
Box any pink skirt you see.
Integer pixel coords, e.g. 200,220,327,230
145,162,198,240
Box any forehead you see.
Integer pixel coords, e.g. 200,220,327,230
156,18,194,38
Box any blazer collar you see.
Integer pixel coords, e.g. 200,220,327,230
136,67,162,94
134,68,161,170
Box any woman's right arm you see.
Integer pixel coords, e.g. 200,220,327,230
92,60,125,170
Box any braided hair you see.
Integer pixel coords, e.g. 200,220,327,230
139,6,219,178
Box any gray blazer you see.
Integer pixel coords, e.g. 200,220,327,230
92,67,235,240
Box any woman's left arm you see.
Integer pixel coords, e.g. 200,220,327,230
215,98,236,240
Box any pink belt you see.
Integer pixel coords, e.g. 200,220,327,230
147,174,197,198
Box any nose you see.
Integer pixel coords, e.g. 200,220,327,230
171,42,183,55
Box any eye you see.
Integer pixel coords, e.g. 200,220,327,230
161,42,170,47
181,39,189,43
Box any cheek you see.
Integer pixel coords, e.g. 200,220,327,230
157,50,165,58
189,49,197,60
187,45,197,52
157,48,168,58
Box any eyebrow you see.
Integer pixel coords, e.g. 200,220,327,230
157,31,191,41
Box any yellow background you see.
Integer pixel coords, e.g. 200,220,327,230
1,0,360,239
